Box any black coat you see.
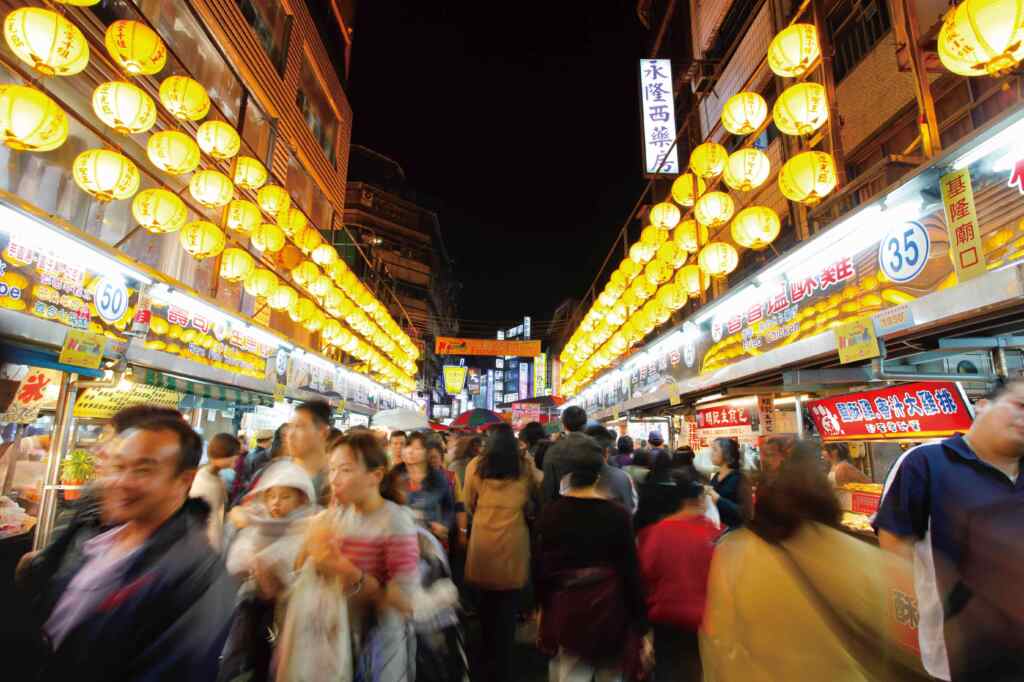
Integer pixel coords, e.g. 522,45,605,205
711,470,749,529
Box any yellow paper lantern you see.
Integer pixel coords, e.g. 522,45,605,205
73,149,139,201
147,130,200,175
640,225,668,247
620,258,641,283
650,202,682,229
690,142,728,180
629,275,656,302
289,297,316,324
327,259,349,283
158,75,209,121
779,151,837,206
251,223,285,253
675,264,710,298
224,199,262,234
91,81,156,135
0,84,68,151
773,82,829,136
646,297,672,325
309,273,332,297
698,242,739,279
312,243,338,267
656,241,687,269
219,247,255,282
768,24,820,78
694,191,735,227
233,156,268,191
294,225,322,254
189,169,233,208
179,220,225,259
324,287,346,314
4,8,89,76
277,207,307,237
629,241,656,265
644,258,673,286
196,120,240,160
268,285,297,311
670,172,706,207
243,268,278,299
721,92,768,135
938,0,1024,76
258,184,290,216
322,318,343,342
731,206,781,250
292,260,320,286
105,20,166,76
723,148,771,192
304,310,325,333
131,188,186,234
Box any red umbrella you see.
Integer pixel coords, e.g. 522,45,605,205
451,408,504,430
428,420,449,432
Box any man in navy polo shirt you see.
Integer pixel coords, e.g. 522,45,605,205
875,378,1024,681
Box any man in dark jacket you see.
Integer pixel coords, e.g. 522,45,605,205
29,417,236,682
585,425,638,515
541,406,589,503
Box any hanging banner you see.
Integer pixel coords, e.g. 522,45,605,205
940,169,987,283
443,365,468,396
467,368,481,395
534,353,547,395
1,367,59,424
807,381,974,441
696,405,753,429
835,318,881,364
639,59,679,174
59,330,106,370
435,337,541,357
758,395,776,434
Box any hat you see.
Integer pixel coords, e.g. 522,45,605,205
248,459,316,504
255,429,275,441
648,430,664,446
562,434,605,477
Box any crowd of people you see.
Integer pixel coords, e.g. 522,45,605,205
11,378,1024,681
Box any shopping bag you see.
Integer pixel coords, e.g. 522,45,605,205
276,561,352,682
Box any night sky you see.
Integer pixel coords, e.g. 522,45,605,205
347,0,648,337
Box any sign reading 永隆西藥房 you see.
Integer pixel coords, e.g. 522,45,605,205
639,59,679,175
940,169,987,283
807,381,974,441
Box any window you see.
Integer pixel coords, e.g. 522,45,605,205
237,0,291,73
296,61,339,165
241,95,275,166
829,0,893,83
286,153,333,229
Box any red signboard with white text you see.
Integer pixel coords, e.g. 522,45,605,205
808,381,974,442
696,404,752,429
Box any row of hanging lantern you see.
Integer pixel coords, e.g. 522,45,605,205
0,5,418,392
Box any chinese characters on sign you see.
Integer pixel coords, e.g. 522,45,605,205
639,59,679,174
435,337,542,357
443,365,468,396
940,169,986,282
696,405,752,429
807,381,973,441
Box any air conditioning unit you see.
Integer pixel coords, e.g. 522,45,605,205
692,62,717,95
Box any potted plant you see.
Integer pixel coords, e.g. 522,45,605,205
61,449,95,501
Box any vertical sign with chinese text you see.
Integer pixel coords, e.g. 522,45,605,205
639,59,679,175
534,353,546,395
940,169,986,283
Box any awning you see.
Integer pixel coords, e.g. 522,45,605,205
0,343,105,379
141,368,273,407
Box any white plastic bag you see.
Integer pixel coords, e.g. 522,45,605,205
276,561,352,682
704,491,722,528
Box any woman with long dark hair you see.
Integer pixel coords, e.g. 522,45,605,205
462,422,540,682
822,442,871,485
448,434,483,491
393,432,456,544
708,438,751,530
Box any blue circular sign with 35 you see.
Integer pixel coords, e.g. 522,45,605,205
878,220,930,283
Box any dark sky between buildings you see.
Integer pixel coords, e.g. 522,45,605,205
347,0,649,337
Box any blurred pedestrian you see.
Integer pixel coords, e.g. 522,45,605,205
536,435,647,682
634,451,680,533
32,418,236,682
612,435,634,469
707,437,751,530
585,425,637,514
449,434,483,492
463,422,540,682
875,378,1024,681
701,440,928,681
394,432,456,546
623,449,652,486
671,446,703,482
287,401,333,505
389,430,408,469
189,432,241,551
638,471,718,682
541,406,589,503
822,443,871,485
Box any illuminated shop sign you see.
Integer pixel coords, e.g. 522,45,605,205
639,59,680,174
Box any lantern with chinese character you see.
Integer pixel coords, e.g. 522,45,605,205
779,151,837,205
303,309,326,333
656,241,687,269
292,260,320,287
147,130,199,175
698,242,739,279
327,259,349,284
629,274,656,302
294,225,322,254
4,8,89,76
243,268,278,299
620,258,641,282
232,156,267,191
690,142,728,179
773,82,829,136
196,120,240,160
694,191,735,228
322,318,342,342
179,220,225,260
671,172,706,207
938,0,1024,76
673,219,709,254
73,149,139,201
224,199,261,234
768,24,820,78
723,148,771,192
650,201,681,229
289,297,316,324
91,81,156,134
104,20,166,76
189,169,233,208
647,297,672,325
220,247,254,282
323,287,346,315
251,222,285,253
309,273,332,297
158,75,209,121
0,84,68,151
268,284,297,311
641,225,668,247
132,187,186,234
277,207,307,237
258,184,290,216
721,92,768,135
676,264,711,298
629,241,656,265
731,206,781,250
644,258,673,287
312,243,338,267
